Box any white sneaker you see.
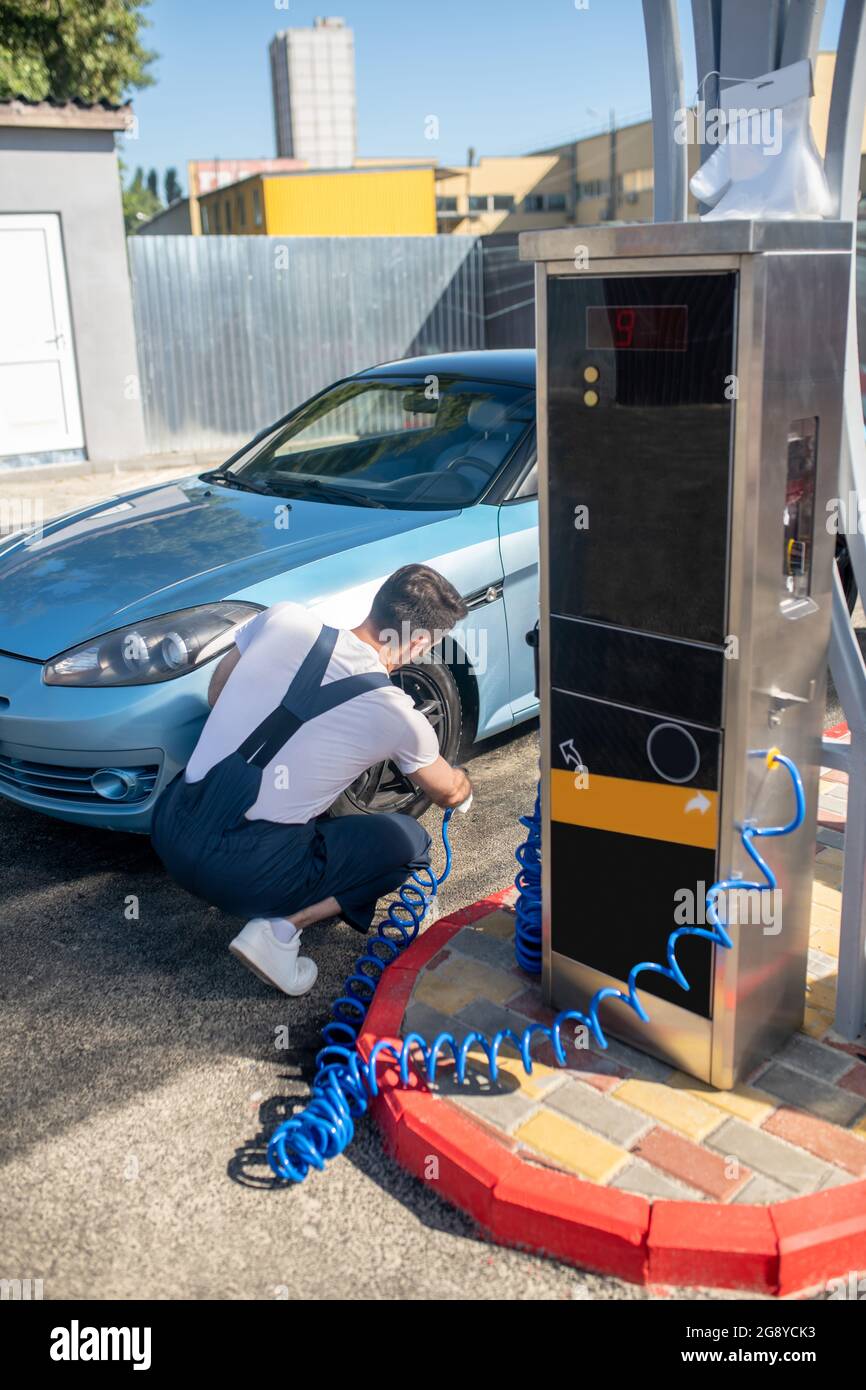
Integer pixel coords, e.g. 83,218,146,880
229,919,318,996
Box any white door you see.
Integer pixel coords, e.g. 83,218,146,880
0,213,84,456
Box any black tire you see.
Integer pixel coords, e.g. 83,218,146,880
836,536,858,614
328,650,462,819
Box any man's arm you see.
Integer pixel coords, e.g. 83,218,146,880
207,646,241,707
410,756,472,809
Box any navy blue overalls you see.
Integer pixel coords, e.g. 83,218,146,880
151,622,432,932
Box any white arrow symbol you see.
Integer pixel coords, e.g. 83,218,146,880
685,791,711,815
559,739,583,769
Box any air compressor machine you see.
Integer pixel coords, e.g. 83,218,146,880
520,221,851,1088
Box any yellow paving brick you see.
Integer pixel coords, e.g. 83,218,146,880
805,976,837,1013
515,1109,629,1182
852,1112,866,1141
668,1072,775,1125
812,881,843,911
614,1078,724,1140
810,901,843,933
813,863,843,891
801,1007,833,1040
809,926,840,958
413,957,518,1013
815,846,844,868
474,909,517,942
464,1046,559,1099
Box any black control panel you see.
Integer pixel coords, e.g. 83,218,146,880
546,272,737,1018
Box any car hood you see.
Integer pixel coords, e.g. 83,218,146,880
0,476,456,660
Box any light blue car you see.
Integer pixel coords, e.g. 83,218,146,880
0,350,539,831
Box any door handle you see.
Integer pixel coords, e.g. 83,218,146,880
45,332,65,348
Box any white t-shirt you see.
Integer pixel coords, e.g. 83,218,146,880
185,602,440,824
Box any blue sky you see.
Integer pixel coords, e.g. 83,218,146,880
122,0,847,194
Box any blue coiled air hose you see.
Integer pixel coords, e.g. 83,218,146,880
513,786,542,974
267,750,805,1183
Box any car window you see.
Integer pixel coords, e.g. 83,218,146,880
230,376,534,510
514,457,538,499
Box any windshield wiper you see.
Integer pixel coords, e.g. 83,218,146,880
200,469,276,497
269,475,386,509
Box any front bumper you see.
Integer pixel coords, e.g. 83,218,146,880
0,650,211,832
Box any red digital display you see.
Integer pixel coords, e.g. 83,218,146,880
586,305,688,351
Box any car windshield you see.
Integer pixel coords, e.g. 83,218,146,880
224,375,535,509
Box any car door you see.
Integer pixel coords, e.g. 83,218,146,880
497,437,539,718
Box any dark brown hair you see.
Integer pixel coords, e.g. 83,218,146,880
370,564,467,639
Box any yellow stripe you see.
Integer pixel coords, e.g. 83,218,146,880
551,768,718,849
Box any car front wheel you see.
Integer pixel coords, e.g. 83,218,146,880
328,651,462,819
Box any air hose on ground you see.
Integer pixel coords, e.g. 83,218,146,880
268,750,805,1183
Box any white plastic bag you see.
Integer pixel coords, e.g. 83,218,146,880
690,60,832,221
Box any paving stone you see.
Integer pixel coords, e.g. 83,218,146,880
614,1078,724,1141
455,995,534,1037
805,977,837,1012
754,1062,865,1127
776,1034,853,1084
450,925,519,972
807,948,839,979
809,926,839,957
515,1109,629,1182
811,901,842,932
706,1117,828,1193
733,1174,793,1205
818,1167,858,1191
447,1083,539,1133
813,880,843,911
610,1159,704,1202
413,956,519,1013
839,1064,866,1100
668,1071,776,1126
631,1126,751,1200
505,987,556,1027
762,1107,866,1177
816,828,845,851
801,1008,833,1041
597,1036,673,1083
403,999,471,1047
547,1079,651,1146
466,908,516,942
531,1037,628,1091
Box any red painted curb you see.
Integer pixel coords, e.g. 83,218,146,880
824,720,850,740
363,894,865,1295
648,1202,778,1294
771,1180,866,1297
492,1164,650,1283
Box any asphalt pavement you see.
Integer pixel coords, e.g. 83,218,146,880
1,719,671,1301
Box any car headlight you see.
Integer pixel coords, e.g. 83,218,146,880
43,602,263,687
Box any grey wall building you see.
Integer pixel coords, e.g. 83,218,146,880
269,17,356,168
0,100,147,468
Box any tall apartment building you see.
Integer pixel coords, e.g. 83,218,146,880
269,17,356,168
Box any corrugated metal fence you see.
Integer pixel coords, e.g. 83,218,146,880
128,235,489,454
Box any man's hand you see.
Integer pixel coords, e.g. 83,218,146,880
410,757,472,810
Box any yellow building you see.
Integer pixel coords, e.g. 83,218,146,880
199,165,436,237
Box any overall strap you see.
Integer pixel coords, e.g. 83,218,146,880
235,622,390,771
235,623,338,768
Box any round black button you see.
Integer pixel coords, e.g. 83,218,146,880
646,722,701,784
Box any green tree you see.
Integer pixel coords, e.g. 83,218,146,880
146,166,158,198
121,159,161,234
164,166,182,204
0,0,157,104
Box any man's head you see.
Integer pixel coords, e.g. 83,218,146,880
363,564,467,671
